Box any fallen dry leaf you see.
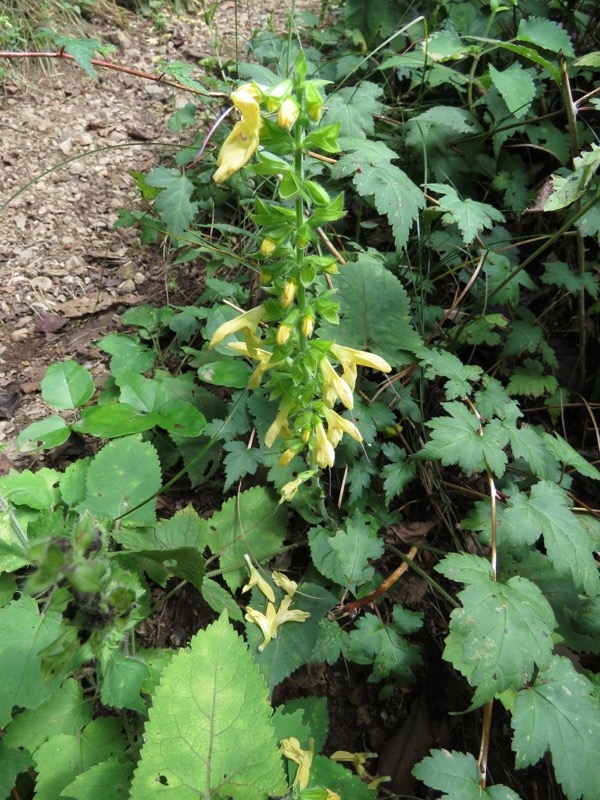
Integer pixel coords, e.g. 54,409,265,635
389,519,435,544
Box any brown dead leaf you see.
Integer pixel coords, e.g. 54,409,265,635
56,292,141,318
389,519,435,544
34,312,67,334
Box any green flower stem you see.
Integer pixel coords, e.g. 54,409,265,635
294,94,308,350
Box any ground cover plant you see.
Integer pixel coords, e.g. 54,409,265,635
1,0,600,798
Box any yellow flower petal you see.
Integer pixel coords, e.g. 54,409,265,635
265,404,292,448
277,96,300,129
322,406,362,447
209,304,265,349
213,84,261,183
320,357,354,410
245,602,277,651
314,422,335,468
274,595,310,628
272,571,298,597
281,737,314,791
242,554,275,603
330,343,392,374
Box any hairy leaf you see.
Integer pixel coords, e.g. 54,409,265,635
61,758,132,800
422,349,483,400
130,615,286,799
516,17,574,57
512,656,600,800
145,167,199,235
413,750,522,799
488,63,536,118
428,183,506,243
347,605,422,683
322,81,383,137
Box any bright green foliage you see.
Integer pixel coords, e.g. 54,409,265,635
48,34,114,80
346,605,423,683
78,436,162,526
41,359,94,409
413,750,522,799
516,16,575,56
309,755,375,799
329,511,384,591
0,741,31,800
206,486,287,593
16,415,71,452
319,254,422,364
502,481,600,596
541,432,600,480
488,63,536,119
222,439,262,490
274,696,329,755
437,554,556,706
381,442,416,503
98,333,156,376
322,81,383,137
33,718,127,800
512,657,600,800
145,167,199,236
422,349,483,400
419,401,509,476
130,615,287,800
62,758,133,800
428,184,506,243
0,594,66,726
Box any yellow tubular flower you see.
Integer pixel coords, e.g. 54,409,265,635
272,571,298,597
280,279,298,309
276,323,293,346
274,595,310,629
322,406,362,448
261,237,277,257
265,404,292,448
330,343,392,374
213,84,261,184
320,358,354,410
242,554,275,603
277,97,300,129
279,448,296,467
314,422,336,469
209,304,265,349
330,750,376,779
280,738,314,791
245,602,278,651
279,470,315,503
301,315,314,338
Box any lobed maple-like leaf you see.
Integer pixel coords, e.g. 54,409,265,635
413,749,522,799
145,167,199,236
428,183,506,244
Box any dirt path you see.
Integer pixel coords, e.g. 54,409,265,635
0,1,316,469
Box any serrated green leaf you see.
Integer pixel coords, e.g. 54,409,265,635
488,63,536,118
146,166,199,235
16,416,71,453
347,606,422,683
503,481,600,596
309,754,375,799
130,615,287,800
419,401,509,476
428,183,506,244
318,253,422,365
71,404,160,438
381,442,417,503
422,348,483,400
34,718,126,800
100,653,149,714
223,440,262,491
207,486,287,593
413,749,522,799
59,458,91,508
3,678,92,754
0,740,32,798
0,594,68,727
275,697,329,755
78,436,161,526
61,758,132,800
437,557,557,706
158,59,208,94
542,431,600,480
516,16,574,57
321,81,383,137
310,618,348,665
49,34,108,80
0,467,60,510
540,261,599,298
543,144,600,212
201,577,244,623
41,359,95,410
507,358,558,398
329,511,384,592
512,656,600,800
98,333,156,376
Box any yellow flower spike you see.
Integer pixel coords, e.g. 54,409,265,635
265,404,292,448
245,602,278,651
272,571,298,597
280,279,298,309
322,406,363,448
314,422,336,469
277,96,300,129
213,84,261,184
281,737,314,791
276,323,293,346
320,358,354,410
209,304,265,349
242,554,275,603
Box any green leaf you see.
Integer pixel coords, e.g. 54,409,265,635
347,605,422,683
540,261,599,298
503,481,600,596
198,359,252,388
507,359,558,397
488,63,536,118
41,360,95,410
168,101,197,131
158,59,209,94
155,399,207,437
437,554,557,706
247,583,337,691
0,740,32,799
275,697,329,755
419,401,509,476
0,594,66,727
33,718,126,800
321,81,383,138
223,440,262,491
61,758,132,800
0,467,60,510
100,652,149,714
115,373,158,412
309,755,375,799
98,333,156,376
207,486,287,593
413,750,522,799
516,16,574,57
49,34,110,80
72,404,160,438
329,511,384,592
78,436,161,526
318,253,422,365
512,656,600,800
542,431,600,480
145,167,199,236
543,144,600,212
3,678,92,754
381,442,417,504
16,416,71,452
421,348,483,400
201,577,244,623
129,615,287,800
310,618,348,666
428,183,505,244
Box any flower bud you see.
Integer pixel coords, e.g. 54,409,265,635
279,448,296,467
277,323,293,346
260,237,276,257
277,97,300,129
304,81,323,122
280,279,298,309
301,314,314,338
301,428,311,444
